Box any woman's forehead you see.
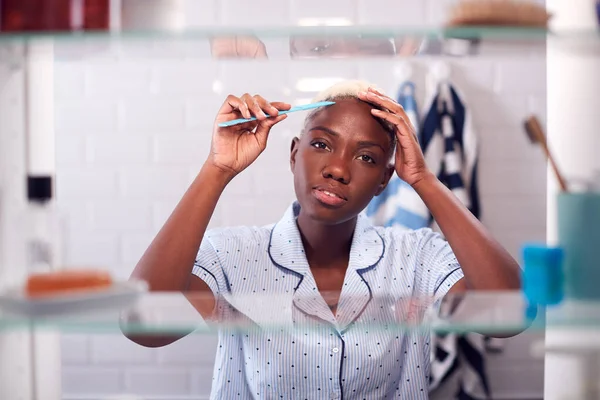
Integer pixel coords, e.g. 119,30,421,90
305,98,391,141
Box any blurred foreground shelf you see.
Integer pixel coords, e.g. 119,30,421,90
0,290,598,335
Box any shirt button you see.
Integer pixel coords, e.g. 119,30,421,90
332,347,339,353
330,392,340,399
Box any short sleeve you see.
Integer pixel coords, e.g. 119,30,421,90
191,232,229,296
413,228,464,306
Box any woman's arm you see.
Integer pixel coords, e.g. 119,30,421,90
362,87,522,338
360,87,520,292
412,173,521,291
125,163,231,348
125,94,290,347
131,162,231,294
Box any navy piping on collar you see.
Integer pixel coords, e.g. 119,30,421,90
267,221,384,400
434,266,462,294
338,335,346,400
267,224,304,292
191,264,219,292
340,229,386,335
267,216,386,334
268,223,326,328
222,268,232,293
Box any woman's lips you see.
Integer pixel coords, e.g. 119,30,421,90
312,188,347,207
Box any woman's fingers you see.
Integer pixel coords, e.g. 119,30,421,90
371,109,414,141
217,94,291,132
368,87,404,110
254,95,290,117
251,96,290,146
358,89,417,140
270,101,292,111
358,87,418,142
256,114,287,133
221,94,251,119
241,93,267,120
370,107,419,146
368,86,393,101
359,90,404,115
254,114,288,148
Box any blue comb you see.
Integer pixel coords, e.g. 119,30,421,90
218,101,335,128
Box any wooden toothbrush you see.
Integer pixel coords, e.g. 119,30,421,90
524,115,569,192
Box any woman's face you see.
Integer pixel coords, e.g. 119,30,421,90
290,98,394,225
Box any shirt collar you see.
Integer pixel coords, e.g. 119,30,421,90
268,201,384,273
268,201,385,332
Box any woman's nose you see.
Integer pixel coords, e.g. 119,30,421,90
322,157,350,184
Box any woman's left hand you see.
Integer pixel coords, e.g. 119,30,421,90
358,87,430,187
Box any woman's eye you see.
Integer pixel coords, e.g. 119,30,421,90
358,154,375,163
311,141,329,150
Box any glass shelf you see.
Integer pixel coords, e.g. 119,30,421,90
0,26,598,61
0,26,559,41
0,290,599,335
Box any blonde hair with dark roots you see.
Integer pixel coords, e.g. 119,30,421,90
300,80,397,163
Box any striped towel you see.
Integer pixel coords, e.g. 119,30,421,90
420,80,480,227
421,79,494,400
365,81,429,231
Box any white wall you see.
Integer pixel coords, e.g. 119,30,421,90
54,0,547,398
544,0,600,399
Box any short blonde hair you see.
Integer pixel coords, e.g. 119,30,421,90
312,79,383,103
301,79,397,159
304,79,385,123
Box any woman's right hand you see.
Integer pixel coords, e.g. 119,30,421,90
207,94,291,178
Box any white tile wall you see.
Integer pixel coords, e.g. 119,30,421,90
125,368,191,396
291,0,356,24
62,367,123,396
357,0,426,26
55,0,547,399
220,0,290,27
56,100,119,133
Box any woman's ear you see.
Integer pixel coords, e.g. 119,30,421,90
290,136,300,172
375,165,395,196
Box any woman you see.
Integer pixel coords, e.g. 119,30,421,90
128,80,521,399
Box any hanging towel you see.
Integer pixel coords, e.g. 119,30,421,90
420,80,480,226
365,81,429,231
429,299,492,400
421,77,495,400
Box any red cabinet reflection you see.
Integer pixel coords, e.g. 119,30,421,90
0,0,109,31
84,0,109,30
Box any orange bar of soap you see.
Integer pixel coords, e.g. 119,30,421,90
26,269,112,298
